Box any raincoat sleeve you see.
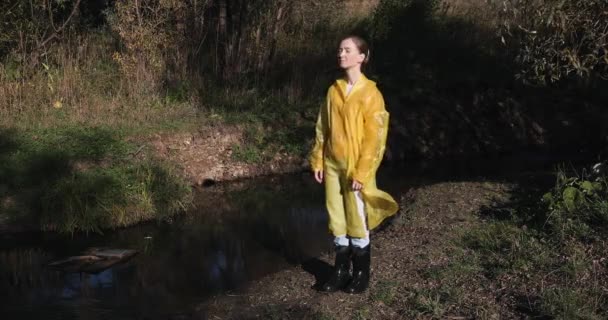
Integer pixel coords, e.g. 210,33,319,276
308,93,329,172
353,90,389,185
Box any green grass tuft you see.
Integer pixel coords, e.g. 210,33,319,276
0,126,192,234
370,280,399,305
540,287,605,320
461,221,554,277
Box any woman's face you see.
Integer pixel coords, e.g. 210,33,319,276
337,38,365,70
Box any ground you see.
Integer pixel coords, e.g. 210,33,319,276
145,126,306,186
193,180,518,320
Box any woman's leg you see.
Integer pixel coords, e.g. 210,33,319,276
324,162,347,237
346,191,371,294
350,191,370,248
321,161,351,292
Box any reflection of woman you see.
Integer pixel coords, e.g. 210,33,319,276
309,35,399,294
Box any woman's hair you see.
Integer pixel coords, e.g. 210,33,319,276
343,35,370,65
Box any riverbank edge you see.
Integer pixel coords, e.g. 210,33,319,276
0,124,311,236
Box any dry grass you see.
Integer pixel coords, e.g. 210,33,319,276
0,32,198,131
0,1,381,131
344,0,381,16
440,0,501,28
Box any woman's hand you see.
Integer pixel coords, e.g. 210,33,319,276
352,179,363,191
314,170,324,184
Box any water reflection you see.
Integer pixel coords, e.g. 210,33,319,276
0,173,328,319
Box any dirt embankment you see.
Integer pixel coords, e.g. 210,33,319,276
145,126,307,186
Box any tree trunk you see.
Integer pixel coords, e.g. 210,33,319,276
217,0,227,78
266,1,286,71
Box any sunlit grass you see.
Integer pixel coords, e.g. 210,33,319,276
0,126,192,234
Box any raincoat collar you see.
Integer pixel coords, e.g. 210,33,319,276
335,74,371,101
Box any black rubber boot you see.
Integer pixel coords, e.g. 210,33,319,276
345,245,370,294
321,245,351,292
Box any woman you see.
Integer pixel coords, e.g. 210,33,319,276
309,35,399,294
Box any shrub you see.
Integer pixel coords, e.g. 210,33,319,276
0,0,85,66
107,0,192,92
541,164,608,240
499,0,608,85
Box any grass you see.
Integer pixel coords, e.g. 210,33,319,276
0,36,197,233
0,31,202,135
0,125,192,234
404,249,482,317
540,287,605,320
353,305,371,320
452,166,608,318
391,165,608,319
231,144,264,164
461,221,556,277
202,80,321,164
407,287,450,318
370,280,399,305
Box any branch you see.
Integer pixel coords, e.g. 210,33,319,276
517,24,537,35
37,0,82,50
47,0,59,32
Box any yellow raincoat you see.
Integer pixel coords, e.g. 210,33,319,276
309,74,399,238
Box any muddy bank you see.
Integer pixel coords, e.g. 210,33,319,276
143,125,307,186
